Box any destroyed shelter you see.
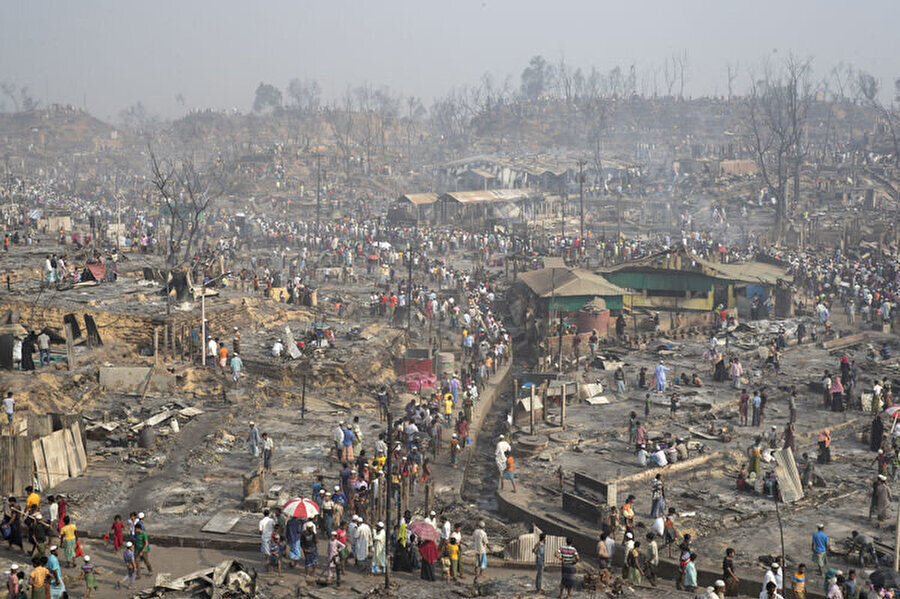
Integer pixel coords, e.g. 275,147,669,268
510,265,628,349
598,246,793,322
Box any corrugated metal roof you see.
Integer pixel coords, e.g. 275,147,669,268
440,190,536,205
599,247,791,286
467,168,496,179
517,267,627,298
398,193,439,206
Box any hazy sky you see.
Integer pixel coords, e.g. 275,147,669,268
1,0,897,121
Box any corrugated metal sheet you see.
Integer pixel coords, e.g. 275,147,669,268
505,530,569,564
547,295,622,311
603,271,716,293
399,193,439,206
518,267,627,298
440,190,535,205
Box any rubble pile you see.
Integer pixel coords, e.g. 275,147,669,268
135,560,256,599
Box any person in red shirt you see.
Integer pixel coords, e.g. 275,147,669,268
109,515,125,550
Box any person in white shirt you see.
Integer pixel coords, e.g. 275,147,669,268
473,521,490,582
495,436,511,476
271,339,284,357
441,517,451,542
762,563,779,594
759,581,783,599
651,447,669,467
37,332,50,365
3,392,14,427
258,510,275,557
206,337,218,365
423,510,437,529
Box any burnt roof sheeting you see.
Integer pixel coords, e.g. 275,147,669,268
398,193,439,206
440,190,536,205
517,267,627,298
599,246,790,286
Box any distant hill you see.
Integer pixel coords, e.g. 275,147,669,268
0,105,127,156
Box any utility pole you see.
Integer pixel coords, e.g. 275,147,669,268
315,153,321,233
201,289,206,366
559,182,565,251
557,310,564,374
407,227,416,336
301,373,307,421
578,159,586,242
616,194,622,241
384,410,392,589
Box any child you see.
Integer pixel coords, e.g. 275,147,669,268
15,570,26,599
449,434,461,468
663,509,678,558
440,548,451,581
448,537,460,581
116,541,136,589
109,515,124,551
268,533,284,574
82,555,99,598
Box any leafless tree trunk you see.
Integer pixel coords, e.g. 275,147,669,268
150,149,224,314
858,71,900,166
745,56,813,240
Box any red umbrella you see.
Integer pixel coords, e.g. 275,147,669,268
282,497,320,519
407,519,439,542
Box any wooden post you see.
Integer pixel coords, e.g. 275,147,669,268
401,474,409,515
163,324,169,358
201,291,207,366
64,322,75,371
529,383,535,436
179,325,185,362
424,480,434,515
894,500,900,571
153,327,159,365
561,382,566,430
541,382,549,425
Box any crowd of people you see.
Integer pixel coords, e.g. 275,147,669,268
0,488,152,598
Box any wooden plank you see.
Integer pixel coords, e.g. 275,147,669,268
14,436,33,495
32,439,50,490
0,437,13,495
201,513,242,534
71,422,88,470
63,430,80,477
41,431,69,488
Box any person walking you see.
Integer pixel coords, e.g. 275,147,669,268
650,474,666,518
811,524,829,576
58,517,77,568
722,547,740,596
261,433,274,472
654,361,669,392
557,537,579,599
4,392,14,428
500,451,516,492
870,474,893,527
644,532,658,586
134,523,152,576
532,532,546,593
248,422,260,457
230,352,243,385
473,521,490,584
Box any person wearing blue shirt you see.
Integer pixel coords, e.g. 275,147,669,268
811,523,829,575
342,427,355,461
683,553,698,591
